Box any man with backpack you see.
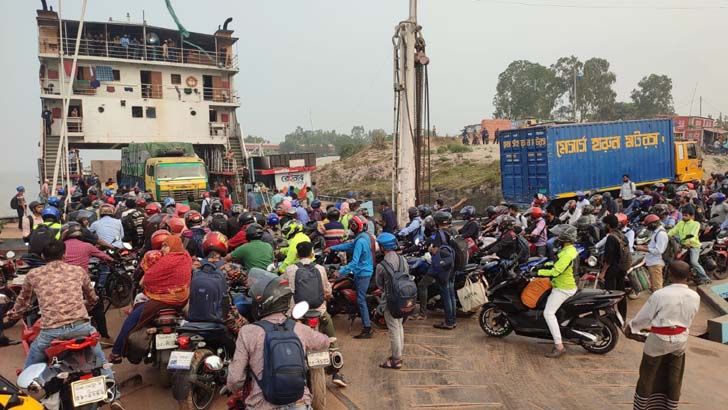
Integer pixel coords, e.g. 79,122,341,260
10,186,26,230
635,214,669,292
376,233,415,369
121,198,145,247
458,206,480,242
21,201,44,242
90,204,125,248
226,269,331,410
206,200,229,236
283,241,347,387
182,211,209,257
428,211,458,330
27,207,63,263
599,214,629,319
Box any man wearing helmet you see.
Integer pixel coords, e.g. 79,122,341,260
278,220,311,274
228,224,275,272
668,207,711,285
709,192,728,225
635,214,669,291
90,204,125,248
458,206,480,242
163,197,176,214
121,198,145,247
397,207,424,244
559,200,582,225
483,215,520,261
524,207,548,257
226,269,332,409
428,211,457,330
182,211,210,257
329,215,376,338
575,191,590,210
309,200,324,222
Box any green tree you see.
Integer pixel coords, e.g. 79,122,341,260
611,102,639,121
493,60,561,120
350,126,366,141
631,74,674,118
551,56,616,121
370,128,388,149
244,135,270,144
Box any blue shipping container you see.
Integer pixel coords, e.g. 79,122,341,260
500,119,674,204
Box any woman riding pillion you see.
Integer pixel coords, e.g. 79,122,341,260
537,225,578,358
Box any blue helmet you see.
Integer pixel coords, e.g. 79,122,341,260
41,206,61,222
377,232,398,251
291,199,300,208
16,186,25,192
710,192,726,204
57,188,65,196
105,189,113,196
164,197,176,207
267,213,280,226
48,196,61,207
311,200,321,209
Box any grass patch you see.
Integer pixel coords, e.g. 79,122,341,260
431,160,500,190
447,143,473,154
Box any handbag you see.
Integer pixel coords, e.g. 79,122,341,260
456,275,488,312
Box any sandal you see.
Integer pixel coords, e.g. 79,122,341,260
379,357,402,369
108,353,122,364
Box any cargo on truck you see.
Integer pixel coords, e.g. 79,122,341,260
500,119,703,204
120,142,208,201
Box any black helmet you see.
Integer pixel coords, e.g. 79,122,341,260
576,216,592,228
498,215,516,231
249,268,292,320
253,212,266,226
246,223,265,241
433,211,452,226
61,222,84,240
417,205,432,218
211,200,223,213
408,207,418,218
460,205,476,218
29,200,42,211
231,204,244,215
238,211,255,226
327,208,340,220
485,206,496,218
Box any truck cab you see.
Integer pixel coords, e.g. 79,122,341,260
674,141,703,183
146,156,208,201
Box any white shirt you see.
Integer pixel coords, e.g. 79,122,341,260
629,284,699,348
644,226,668,267
620,181,636,201
559,208,581,225
575,198,590,209
596,227,634,252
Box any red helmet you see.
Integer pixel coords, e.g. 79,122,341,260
135,198,147,208
202,231,229,256
176,204,191,218
151,229,171,250
164,217,186,234
533,193,547,206
349,215,367,235
145,203,161,217
643,214,660,226
687,183,695,190
527,207,543,218
203,192,210,198
616,213,628,227
185,210,204,227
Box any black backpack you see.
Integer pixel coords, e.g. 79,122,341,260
381,257,417,319
10,196,18,210
293,263,324,309
611,231,632,272
251,319,307,406
449,235,470,272
515,234,531,263
208,213,229,236
28,223,59,255
187,261,227,323
662,234,681,263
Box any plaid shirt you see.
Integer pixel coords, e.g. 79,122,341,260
7,260,98,329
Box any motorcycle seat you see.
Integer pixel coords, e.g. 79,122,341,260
564,288,606,303
177,321,227,332
303,310,322,319
631,254,644,265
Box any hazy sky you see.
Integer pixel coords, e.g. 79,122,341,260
1,0,727,195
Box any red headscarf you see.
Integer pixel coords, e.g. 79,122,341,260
143,236,192,306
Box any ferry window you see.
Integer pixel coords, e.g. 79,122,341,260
131,106,143,118
171,74,181,85
146,107,157,118
112,70,120,81
687,144,698,159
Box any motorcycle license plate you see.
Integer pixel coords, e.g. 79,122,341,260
155,333,178,350
71,376,107,406
307,351,330,368
167,350,195,370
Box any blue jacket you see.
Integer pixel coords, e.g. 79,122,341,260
398,217,424,243
331,233,373,278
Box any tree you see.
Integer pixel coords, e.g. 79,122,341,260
631,74,674,118
551,56,617,121
370,128,388,149
611,102,639,121
350,126,366,141
493,60,561,120
244,135,269,144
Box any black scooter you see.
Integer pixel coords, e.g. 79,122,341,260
478,263,625,354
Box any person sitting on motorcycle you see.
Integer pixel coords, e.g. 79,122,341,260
537,225,578,359
668,206,712,285
643,185,663,206
524,207,548,257
531,193,548,209
181,211,209,257
278,220,311,274
227,223,275,271
283,241,348,387
4,240,126,410
318,208,346,248
163,197,176,214
653,204,675,230
508,204,528,229
309,199,325,222
483,216,519,262
109,235,192,363
397,207,424,245
90,204,125,248
559,200,582,225
458,206,480,242
709,192,728,226
576,216,600,247
575,191,590,210
226,269,331,410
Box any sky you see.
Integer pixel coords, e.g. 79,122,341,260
1,0,727,212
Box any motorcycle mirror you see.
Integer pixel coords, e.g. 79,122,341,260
291,301,310,320
17,363,47,388
122,242,133,250
6,251,15,259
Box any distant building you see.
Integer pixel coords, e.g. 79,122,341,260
659,115,727,146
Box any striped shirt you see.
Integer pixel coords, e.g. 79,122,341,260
318,221,345,248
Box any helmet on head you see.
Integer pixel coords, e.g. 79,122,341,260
564,200,576,211
407,207,418,219
99,204,115,216
637,195,653,210
710,192,726,204
61,222,83,240
281,220,303,239
417,205,432,218
652,204,669,217
485,206,497,218
590,194,602,205
145,203,161,217
349,215,368,235
653,182,665,189
29,201,42,211
423,215,435,231
176,204,190,218
643,214,661,227
164,198,176,208
576,216,592,228
57,188,66,196
151,229,171,250
266,213,280,226
249,268,292,320
498,215,516,231
526,207,543,219
231,204,244,215
211,200,223,213
239,212,256,226
202,231,229,256
377,233,398,251
164,217,186,234
575,191,586,199
125,198,137,209
16,186,24,192
185,211,203,227
616,213,628,227
557,225,578,243
246,223,265,241
326,208,340,221
104,189,113,197
533,193,547,206
285,207,297,218
582,205,595,216
135,197,147,208
253,212,266,226
48,197,61,208
311,200,321,209
433,211,452,226
460,205,476,218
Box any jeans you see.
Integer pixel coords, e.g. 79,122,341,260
546,237,558,260
16,207,24,229
543,288,577,345
383,309,404,359
25,322,113,380
688,247,710,282
112,302,145,356
354,275,372,328
417,275,435,314
438,278,456,326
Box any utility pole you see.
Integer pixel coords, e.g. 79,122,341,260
392,0,418,227
699,96,702,117
573,66,577,122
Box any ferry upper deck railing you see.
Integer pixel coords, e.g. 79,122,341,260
39,36,238,69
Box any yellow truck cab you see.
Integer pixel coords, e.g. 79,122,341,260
674,141,703,183
146,156,208,201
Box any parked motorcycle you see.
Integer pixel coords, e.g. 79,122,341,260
710,229,728,279
1,250,23,328
326,269,385,328
123,308,184,387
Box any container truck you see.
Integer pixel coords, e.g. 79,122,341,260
500,119,703,204
120,142,208,201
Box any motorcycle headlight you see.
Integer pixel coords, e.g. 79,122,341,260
587,255,597,267
203,355,223,372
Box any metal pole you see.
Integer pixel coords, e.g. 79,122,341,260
573,66,577,122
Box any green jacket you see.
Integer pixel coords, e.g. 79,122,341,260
537,244,577,290
278,232,311,274
668,220,700,248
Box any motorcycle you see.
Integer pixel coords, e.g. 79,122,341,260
478,263,625,354
326,269,386,328
710,229,728,279
1,250,23,328
88,246,136,311
123,308,184,387
0,373,43,410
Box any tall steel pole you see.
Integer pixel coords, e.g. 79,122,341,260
393,0,418,227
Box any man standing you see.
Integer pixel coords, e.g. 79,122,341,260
668,207,711,285
620,174,637,209
626,260,699,410
21,201,44,242
635,214,668,292
375,233,408,369
378,201,397,234
42,106,53,136
599,214,628,319
429,212,457,330
481,128,489,145
247,188,258,211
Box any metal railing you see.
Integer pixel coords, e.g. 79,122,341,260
39,36,239,69
166,86,239,103
140,83,163,99
66,117,83,134
209,122,230,137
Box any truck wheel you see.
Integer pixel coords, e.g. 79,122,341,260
310,368,327,410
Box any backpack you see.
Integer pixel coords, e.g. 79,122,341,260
662,235,681,263
189,227,207,257
10,196,18,210
208,213,229,236
293,263,324,309
28,223,59,255
610,231,632,272
381,257,417,319
251,319,307,406
121,210,139,242
429,231,455,283
515,234,531,263
449,235,470,272
187,261,227,323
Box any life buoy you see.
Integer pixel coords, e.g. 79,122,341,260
185,76,198,87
